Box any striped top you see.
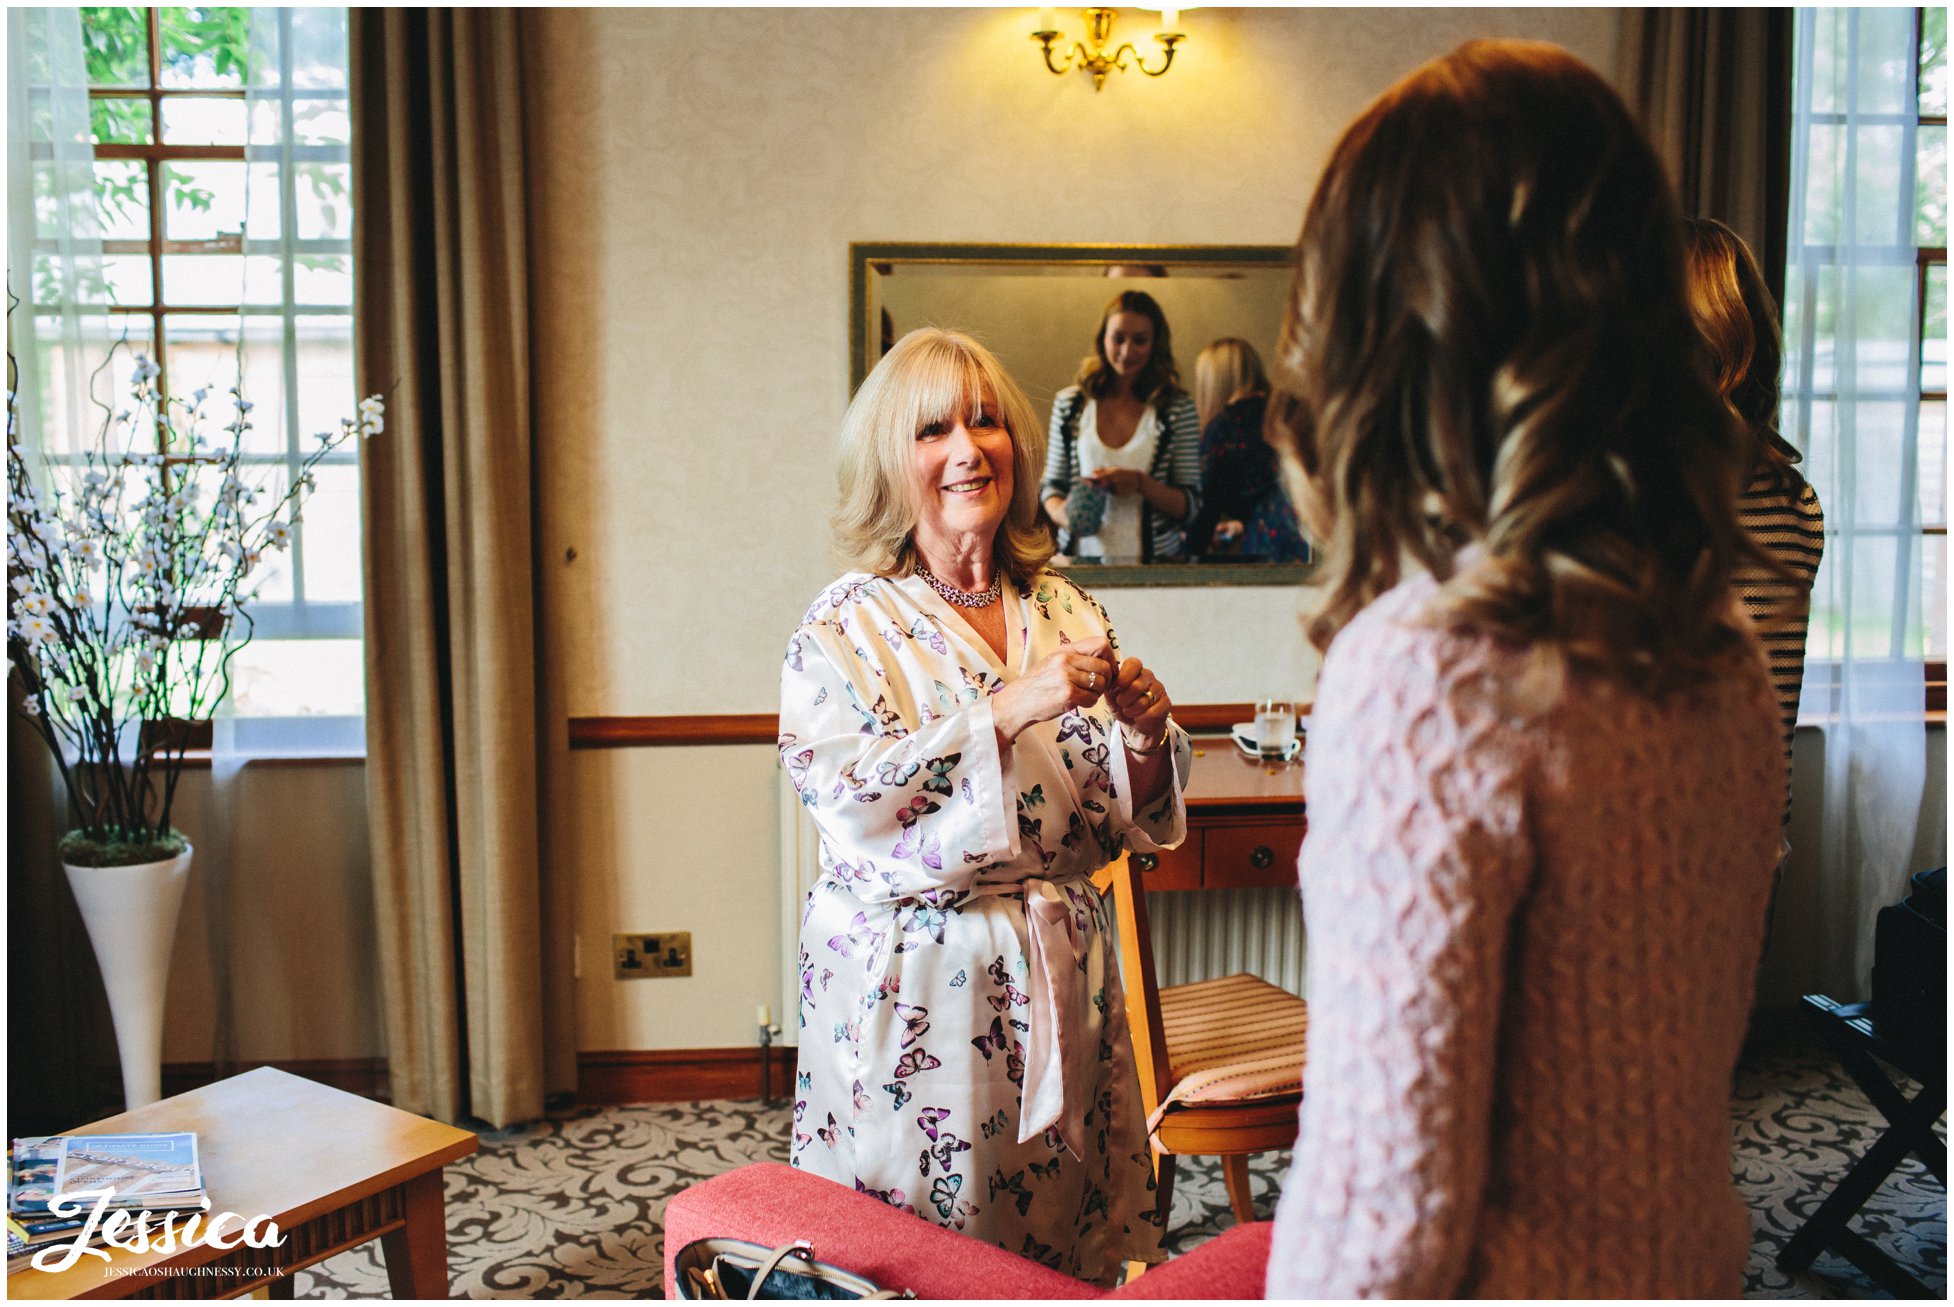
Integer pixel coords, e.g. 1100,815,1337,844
1733,465,1825,825
1042,386,1202,560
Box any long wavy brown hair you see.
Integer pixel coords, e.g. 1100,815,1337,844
1076,290,1182,406
1682,217,1808,495
1268,39,1762,696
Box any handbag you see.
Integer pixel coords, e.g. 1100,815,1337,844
673,1237,914,1301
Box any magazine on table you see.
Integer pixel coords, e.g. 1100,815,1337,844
50,1133,205,1211
6,1138,62,1220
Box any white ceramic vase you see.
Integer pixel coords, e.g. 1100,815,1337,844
62,844,194,1110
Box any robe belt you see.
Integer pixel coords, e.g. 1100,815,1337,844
1014,875,1093,1161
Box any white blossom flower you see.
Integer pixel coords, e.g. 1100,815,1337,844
131,355,160,386
22,694,41,717
8,574,28,596
66,683,87,704
266,521,292,550
19,613,56,645
133,648,157,678
192,387,209,404
73,538,103,569
71,589,92,608
359,394,386,435
19,591,54,617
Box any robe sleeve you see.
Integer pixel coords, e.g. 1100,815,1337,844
1105,721,1193,852
780,621,1021,902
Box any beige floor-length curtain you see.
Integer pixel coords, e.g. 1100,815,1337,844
1619,8,1795,305
351,8,575,1128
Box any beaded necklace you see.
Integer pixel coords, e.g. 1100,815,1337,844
914,563,1001,609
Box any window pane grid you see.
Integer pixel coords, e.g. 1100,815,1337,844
68,6,363,720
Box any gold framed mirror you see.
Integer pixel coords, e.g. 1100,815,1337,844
850,242,1312,589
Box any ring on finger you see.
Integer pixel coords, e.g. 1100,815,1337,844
1087,671,1096,689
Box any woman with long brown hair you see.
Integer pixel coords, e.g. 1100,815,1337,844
1683,217,1825,827
1039,290,1202,561
1262,42,1783,1297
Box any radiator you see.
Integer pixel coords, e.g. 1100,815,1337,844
1148,887,1308,996
776,790,1308,1034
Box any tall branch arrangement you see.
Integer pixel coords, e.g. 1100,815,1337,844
7,343,382,866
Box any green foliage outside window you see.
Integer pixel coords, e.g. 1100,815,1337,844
71,8,349,289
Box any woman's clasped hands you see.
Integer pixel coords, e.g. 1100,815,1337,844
992,637,1171,756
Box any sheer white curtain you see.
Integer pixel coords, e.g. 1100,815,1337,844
8,8,114,473
1782,7,1931,1001
198,6,357,1076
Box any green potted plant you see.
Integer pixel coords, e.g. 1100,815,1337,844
7,343,381,1108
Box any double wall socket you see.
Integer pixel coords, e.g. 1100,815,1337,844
613,931,692,979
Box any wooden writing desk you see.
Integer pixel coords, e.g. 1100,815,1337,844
1144,735,1306,891
8,1067,476,1300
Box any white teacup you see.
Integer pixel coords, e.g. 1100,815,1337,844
1254,699,1297,758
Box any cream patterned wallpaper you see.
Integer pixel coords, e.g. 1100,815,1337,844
526,6,1621,716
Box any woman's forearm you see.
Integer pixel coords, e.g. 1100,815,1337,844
1124,731,1174,805
1139,475,1188,521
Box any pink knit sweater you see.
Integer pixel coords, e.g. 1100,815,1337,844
1265,571,1782,1299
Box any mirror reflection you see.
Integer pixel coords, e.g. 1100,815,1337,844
852,244,1312,586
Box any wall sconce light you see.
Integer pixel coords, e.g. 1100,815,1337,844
1033,7,1185,92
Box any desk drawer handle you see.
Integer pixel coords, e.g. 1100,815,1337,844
1134,853,1159,873
1250,845,1275,869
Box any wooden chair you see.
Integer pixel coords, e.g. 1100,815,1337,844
1092,852,1309,1232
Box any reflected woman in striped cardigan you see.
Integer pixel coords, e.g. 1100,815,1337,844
1683,217,1827,828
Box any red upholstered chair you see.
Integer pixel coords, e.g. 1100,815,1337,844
661,1162,1274,1300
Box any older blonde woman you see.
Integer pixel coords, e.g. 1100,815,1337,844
779,328,1188,1283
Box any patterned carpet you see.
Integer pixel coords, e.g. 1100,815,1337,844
295,1048,1944,1299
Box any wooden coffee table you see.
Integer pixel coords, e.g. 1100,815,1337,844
8,1067,477,1300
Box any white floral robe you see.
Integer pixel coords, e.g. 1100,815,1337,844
779,569,1190,1284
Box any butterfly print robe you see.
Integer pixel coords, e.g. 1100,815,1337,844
779,569,1190,1284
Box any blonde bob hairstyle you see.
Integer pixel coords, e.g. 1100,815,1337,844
1269,40,1764,698
1194,338,1271,429
831,328,1055,585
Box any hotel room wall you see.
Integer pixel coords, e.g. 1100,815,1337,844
521,6,1623,1053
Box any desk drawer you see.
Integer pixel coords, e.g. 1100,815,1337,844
1131,835,1203,891
1205,822,1305,888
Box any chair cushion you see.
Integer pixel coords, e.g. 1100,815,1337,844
1150,973,1308,1129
